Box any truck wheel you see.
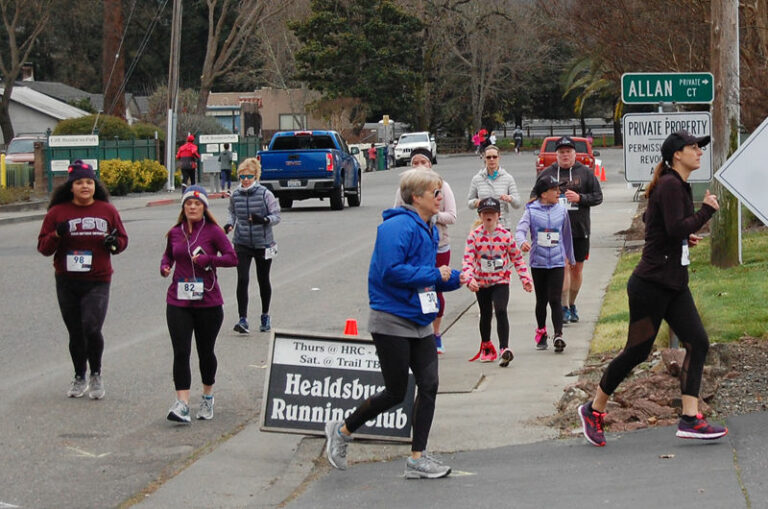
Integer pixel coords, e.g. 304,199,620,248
279,197,293,209
330,181,345,210
348,171,361,207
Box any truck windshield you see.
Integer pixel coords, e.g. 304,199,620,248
399,133,429,144
272,135,336,150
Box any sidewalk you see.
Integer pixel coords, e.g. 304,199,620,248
133,177,651,508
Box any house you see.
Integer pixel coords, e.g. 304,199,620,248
0,85,88,144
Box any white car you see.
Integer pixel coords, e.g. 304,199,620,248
393,131,437,166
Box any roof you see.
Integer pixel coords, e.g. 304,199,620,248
207,91,262,108
0,86,88,120
14,80,94,103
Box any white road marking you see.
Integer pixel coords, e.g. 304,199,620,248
66,446,112,459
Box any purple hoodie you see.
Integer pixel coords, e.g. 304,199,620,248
161,219,237,307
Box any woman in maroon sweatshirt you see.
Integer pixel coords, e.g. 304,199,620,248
578,130,727,447
37,160,128,400
160,185,237,424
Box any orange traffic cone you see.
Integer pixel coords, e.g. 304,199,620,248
344,319,358,336
599,163,607,182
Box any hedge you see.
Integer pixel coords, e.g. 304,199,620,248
100,159,168,195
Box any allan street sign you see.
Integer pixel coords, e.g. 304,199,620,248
622,72,714,104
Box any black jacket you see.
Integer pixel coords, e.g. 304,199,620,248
633,169,716,290
535,162,602,238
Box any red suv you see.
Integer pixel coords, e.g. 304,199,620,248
534,136,599,173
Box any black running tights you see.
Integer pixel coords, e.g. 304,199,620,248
531,267,564,335
599,274,709,397
166,304,223,390
345,333,438,452
235,245,272,318
476,284,510,349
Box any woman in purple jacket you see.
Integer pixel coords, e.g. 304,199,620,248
160,186,238,423
515,175,575,353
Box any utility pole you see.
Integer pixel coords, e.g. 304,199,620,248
165,0,182,191
710,0,740,267
102,0,126,119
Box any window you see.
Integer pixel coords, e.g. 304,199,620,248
272,135,335,150
398,133,429,144
279,114,307,130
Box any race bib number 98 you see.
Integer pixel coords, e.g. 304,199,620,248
66,250,92,272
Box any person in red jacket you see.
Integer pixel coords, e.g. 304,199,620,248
37,160,128,400
176,134,201,190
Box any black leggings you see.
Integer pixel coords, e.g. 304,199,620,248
345,333,438,452
55,276,110,377
181,168,196,186
166,304,223,390
235,245,272,318
476,284,510,349
531,267,564,335
600,274,709,397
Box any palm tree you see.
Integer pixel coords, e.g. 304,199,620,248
562,57,623,145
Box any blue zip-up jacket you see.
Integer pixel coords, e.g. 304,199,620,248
369,207,461,326
515,200,575,269
227,183,280,249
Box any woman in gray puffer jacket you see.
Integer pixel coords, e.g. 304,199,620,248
467,145,521,230
224,157,281,334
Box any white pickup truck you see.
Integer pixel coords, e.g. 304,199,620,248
393,131,437,166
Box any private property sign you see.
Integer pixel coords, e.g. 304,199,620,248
622,72,714,104
623,112,712,183
261,330,415,441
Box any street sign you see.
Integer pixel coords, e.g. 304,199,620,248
622,72,714,104
715,115,768,226
623,112,712,183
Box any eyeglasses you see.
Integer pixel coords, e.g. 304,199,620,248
485,155,498,159
239,174,256,180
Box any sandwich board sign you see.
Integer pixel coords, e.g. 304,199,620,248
261,330,415,442
715,115,768,226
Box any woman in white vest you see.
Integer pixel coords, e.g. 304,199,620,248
467,145,521,230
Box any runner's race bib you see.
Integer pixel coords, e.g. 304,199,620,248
66,250,92,272
418,286,439,314
177,278,204,300
559,194,578,211
537,229,560,248
681,241,690,266
264,243,278,260
480,257,505,273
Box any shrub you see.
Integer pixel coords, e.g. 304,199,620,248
132,122,166,141
54,115,135,140
134,159,168,192
100,160,137,196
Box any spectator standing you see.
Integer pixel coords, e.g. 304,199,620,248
535,136,602,324
467,145,522,230
515,175,575,352
324,168,464,479
367,143,377,172
37,160,128,399
160,186,237,423
176,134,201,190
218,143,233,195
578,130,726,447
393,148,457,354
225,157,281,334
463,197,532,366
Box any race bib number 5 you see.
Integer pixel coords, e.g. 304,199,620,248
418,286,439,314
537,229,560,248
66,250,92,272
177,278,204,300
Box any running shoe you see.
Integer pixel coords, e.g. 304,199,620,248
553,335,566,353
676,414,728,440
88,373,105,400
167,399,191,424
578,403,606,447
324,420,351,470
196,395,214,420
67,375,89,398
234,317,249,334
569,305,580,323
535,328,548,350
480,341,497,362
259,314,271,332
435,334,445,355
498,347,514,367
404,454,451,479
562,306,572,323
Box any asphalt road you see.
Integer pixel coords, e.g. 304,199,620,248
0,149,626,508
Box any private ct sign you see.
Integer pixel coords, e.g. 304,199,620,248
622,72,714,104
623,112,712,183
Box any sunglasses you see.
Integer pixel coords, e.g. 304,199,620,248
485,155,498,159
239,174,256,180
432,188,442,198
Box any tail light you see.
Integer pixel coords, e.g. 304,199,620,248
326,153,333,172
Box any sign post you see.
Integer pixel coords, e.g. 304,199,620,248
621,72,714,104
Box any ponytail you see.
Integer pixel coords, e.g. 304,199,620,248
644,161,668,198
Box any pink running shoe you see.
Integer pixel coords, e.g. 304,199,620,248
469,341,497,362
535,328,548,350
498,347,514,367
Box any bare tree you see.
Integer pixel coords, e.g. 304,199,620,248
196,0,289,113
0,0,52,142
